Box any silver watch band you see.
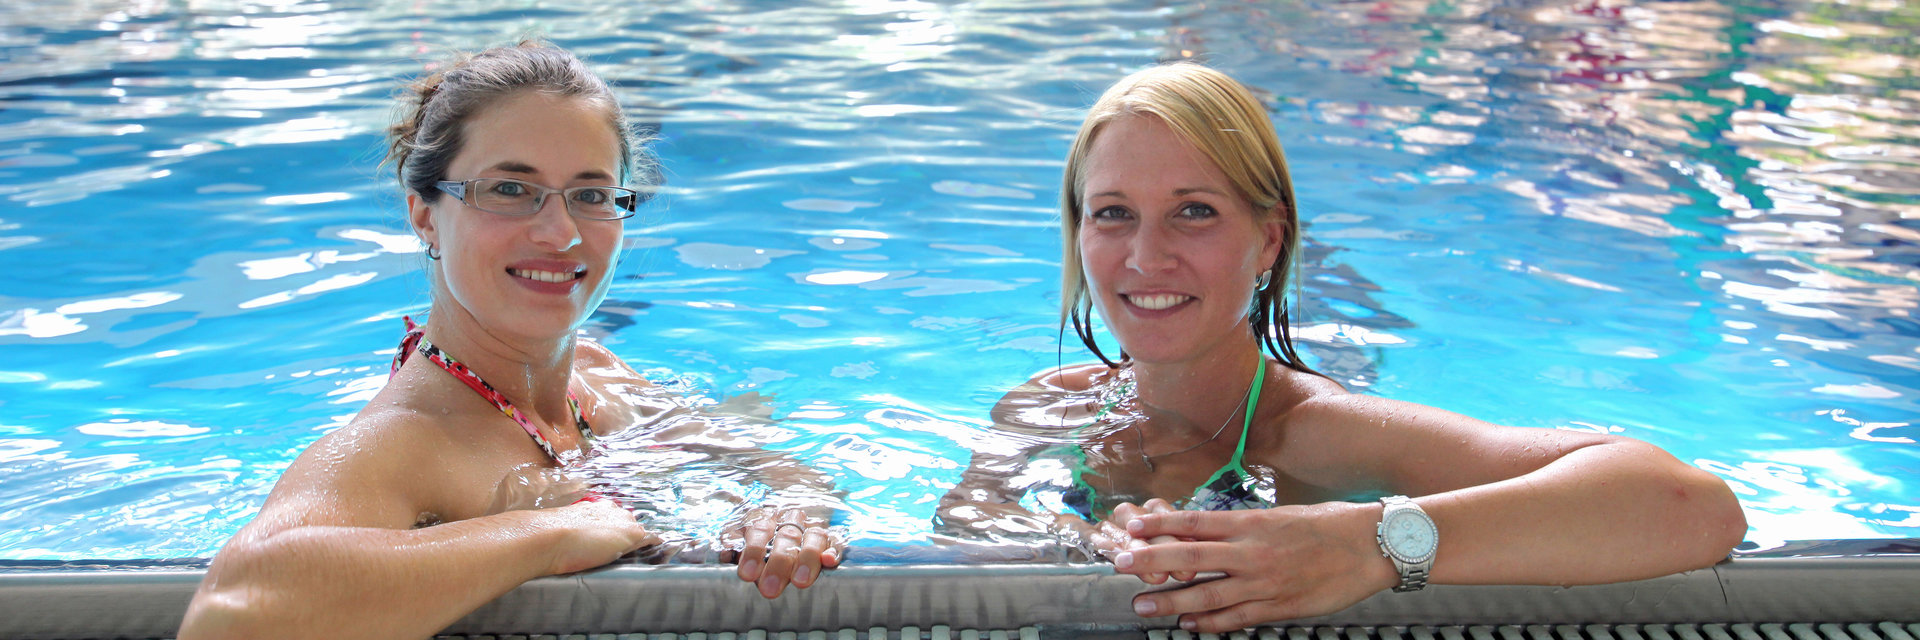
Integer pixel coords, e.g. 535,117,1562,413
1394,566,1428,593
1377,495,1435,593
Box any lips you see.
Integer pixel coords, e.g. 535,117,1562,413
504,259,588,294
507,267,584,283
1121,292,1190,309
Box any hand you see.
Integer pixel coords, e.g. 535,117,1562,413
729,506,844,598
1102,499,1198,584
543,497,662,576
1113,502,1397,632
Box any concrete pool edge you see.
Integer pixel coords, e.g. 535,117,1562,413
1,544,1915,639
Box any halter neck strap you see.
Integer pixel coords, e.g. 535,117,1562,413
392,316,592,465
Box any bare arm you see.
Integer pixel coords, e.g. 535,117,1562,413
179,421,656,640
181,503,647,640
1119,393,1746,631
1288,395,1747,584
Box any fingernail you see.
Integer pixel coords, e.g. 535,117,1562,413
794,566,812,584
1127,519,1145,533
1180,620,1197,631
760,575,782,596
1133,599,1157,616
1113,551,1133,569
741,559,760,575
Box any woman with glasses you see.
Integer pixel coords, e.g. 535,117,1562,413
939,62,1746,632
180,41,839,639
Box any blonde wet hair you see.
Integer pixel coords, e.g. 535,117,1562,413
1059,62,1314,373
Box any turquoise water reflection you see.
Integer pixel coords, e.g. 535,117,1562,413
0,0,1914,559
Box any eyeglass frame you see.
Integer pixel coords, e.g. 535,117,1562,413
433,178,644,221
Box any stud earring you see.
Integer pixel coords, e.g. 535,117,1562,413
426,244,441,261
1255,269,1272,291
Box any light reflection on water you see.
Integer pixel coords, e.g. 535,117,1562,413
0,0,1914,560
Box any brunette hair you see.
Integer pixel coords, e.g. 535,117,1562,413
385,40,652,199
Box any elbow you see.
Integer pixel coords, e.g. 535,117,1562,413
179,589,268,640
1673,467,1749,568
180,561,292,640
178,536,310,640
1704,482,1749,562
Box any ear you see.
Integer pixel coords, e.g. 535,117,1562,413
407,192,438,250
1256,205,1287,269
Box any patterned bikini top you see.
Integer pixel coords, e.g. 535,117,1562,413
390,317,594,465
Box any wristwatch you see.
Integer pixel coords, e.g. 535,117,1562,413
1375,495,1437,592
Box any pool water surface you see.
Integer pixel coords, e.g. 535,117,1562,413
0,0,1916,561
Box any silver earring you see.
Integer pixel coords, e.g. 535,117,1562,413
426,244,441,261
1255,269,1272,291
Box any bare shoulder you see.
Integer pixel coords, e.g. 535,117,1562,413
253,402,463,535
1027,362,1116,393
573,337,652,385
989,363,1116,432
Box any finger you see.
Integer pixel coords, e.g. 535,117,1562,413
820,528,847,568
1143,499,1188,541
756,519,806,598
1130,575,1259,621
1128,536,1168,585
1127,509,1245,541
579,501,659,551
1112,540,1240,576
1110,501,1145,524
1136,511,1198,580
1138,522,1192,581
790,526,831,588
735,511,776,582
1090,518,1133,557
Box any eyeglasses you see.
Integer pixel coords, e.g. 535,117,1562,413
435,178,645,221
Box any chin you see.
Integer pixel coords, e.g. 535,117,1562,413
1107,337,1193,365
497,308,588,339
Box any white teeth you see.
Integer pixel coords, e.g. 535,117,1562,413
510,268,581,283
1129,294,1190,310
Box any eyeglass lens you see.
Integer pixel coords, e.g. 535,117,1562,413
468,179,632,219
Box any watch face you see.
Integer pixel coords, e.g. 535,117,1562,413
1384,511,1437,560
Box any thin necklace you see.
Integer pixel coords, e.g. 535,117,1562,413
1131,365,1257,473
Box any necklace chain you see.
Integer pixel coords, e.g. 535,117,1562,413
1131,365,1258,472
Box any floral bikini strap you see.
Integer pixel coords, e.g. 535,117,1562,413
392,316,592,464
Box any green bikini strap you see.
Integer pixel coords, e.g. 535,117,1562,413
1190,357,1269,496
1227,358,1267,471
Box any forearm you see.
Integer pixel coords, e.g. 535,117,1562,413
1413,440,1746,585
180,510,561,640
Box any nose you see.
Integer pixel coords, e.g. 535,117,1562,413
1124,221,1177,275
527,193,582,251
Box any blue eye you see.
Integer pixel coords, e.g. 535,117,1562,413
490,180,529,197
1089,206,1131,220
572,188,610,205
1178,203,1218,219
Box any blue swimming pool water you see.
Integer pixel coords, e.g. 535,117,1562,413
1,0,1915,561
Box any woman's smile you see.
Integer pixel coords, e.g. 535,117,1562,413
1122,292,1196,313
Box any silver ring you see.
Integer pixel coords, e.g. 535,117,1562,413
776,522,807,538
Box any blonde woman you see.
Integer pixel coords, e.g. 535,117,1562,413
940,62,1745,632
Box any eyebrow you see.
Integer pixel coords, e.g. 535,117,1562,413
485,161,617,183
1087,186,1229,199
